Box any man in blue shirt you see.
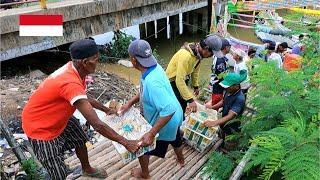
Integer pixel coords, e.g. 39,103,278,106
119,39,184,179
204,70,246,136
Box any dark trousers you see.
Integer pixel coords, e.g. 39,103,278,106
170,81,188,118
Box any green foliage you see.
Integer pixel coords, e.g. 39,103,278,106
245,116,320,180
100,31,135,63
202,152,235,180
21,157,42,180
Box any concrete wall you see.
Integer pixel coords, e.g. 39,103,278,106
0,0,207,61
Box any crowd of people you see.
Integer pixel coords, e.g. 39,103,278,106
20,31,308,179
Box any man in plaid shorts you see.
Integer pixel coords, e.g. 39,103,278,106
22,39,139,179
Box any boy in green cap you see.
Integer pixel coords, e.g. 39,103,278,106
204,70,247,136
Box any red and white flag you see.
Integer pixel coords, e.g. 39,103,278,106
19,15,63,36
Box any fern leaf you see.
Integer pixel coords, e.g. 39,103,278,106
282,144,320,180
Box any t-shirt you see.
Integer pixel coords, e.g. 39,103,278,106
234,61,251,90
268,52,283,69
210,56,228,94
222,90,245,118
141,64,183,141
22,62,87,140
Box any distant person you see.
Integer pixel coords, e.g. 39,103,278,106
231,48,251,96
266,43,283,69
22,39,139,179
255,39,275,61
276,42,289,60
205,39,231,108
119,39,184,179
204,70,247,137
292,34,306,55
166,34,223,114
246,48,256,72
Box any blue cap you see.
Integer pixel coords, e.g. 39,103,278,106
128,39,157,67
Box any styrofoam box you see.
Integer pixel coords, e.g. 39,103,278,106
102,108,158,163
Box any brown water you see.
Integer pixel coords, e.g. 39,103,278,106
97,27,260,85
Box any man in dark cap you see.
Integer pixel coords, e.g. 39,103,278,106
166,34,223,115
276,42,289,60
22,39,139,179
119,39,184,179
206,38,231,108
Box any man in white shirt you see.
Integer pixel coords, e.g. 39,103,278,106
267,43,283,69
231,48,251,97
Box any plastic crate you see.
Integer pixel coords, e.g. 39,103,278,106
183,127,219,152
185,103,219,138
102,108,157,163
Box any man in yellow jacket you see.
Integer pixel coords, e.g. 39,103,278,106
166,34,223,114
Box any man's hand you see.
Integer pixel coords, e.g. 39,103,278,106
140,132,156,146
204,120,219,127
104,108,117,115
118,103,131,116
187,101,197,112
193,88,200,96
123,139,140,153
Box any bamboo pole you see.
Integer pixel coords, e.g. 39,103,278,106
229,147,254,180
0,118,27,163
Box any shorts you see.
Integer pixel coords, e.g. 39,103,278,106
145,128,182,158
29,116,88,180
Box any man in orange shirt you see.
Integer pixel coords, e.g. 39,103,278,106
22,39,139,179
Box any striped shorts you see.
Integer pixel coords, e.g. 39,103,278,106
29,116,89,180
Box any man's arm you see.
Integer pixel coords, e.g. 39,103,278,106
211,99,224,110
88,98,114,114
141,114,174,146
204,110,236,127
74,99,139,152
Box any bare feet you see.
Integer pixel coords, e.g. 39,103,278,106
131,168,151,180
173,147,185,167
177,156,185,167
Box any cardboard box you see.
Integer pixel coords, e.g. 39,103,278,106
183,127,219,152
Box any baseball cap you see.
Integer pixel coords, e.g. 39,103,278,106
221,39,231,50
69,39,98,59
219,70,247,88
231,47,246,58
128,39,157,67
203,34,223,58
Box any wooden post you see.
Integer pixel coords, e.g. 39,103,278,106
223,2,228,37
40,0,47,9
0,118,27,163
210,0,217,33
208,0,213,32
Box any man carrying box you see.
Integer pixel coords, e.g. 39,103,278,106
22,39,139,179
203,70,247,137
119,39,184,179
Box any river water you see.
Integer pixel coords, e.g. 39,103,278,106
97,26,261,85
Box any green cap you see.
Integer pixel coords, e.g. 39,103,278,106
219,70,247,88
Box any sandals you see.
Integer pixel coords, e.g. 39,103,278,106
82,168,107,179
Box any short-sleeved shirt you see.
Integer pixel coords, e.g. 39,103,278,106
268,52,283,69
210,56,228,94
22,62,87,140
222,90,245,118
141,64,183,141
234,61,251,90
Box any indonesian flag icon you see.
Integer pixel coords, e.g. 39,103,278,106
19,15,63,36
